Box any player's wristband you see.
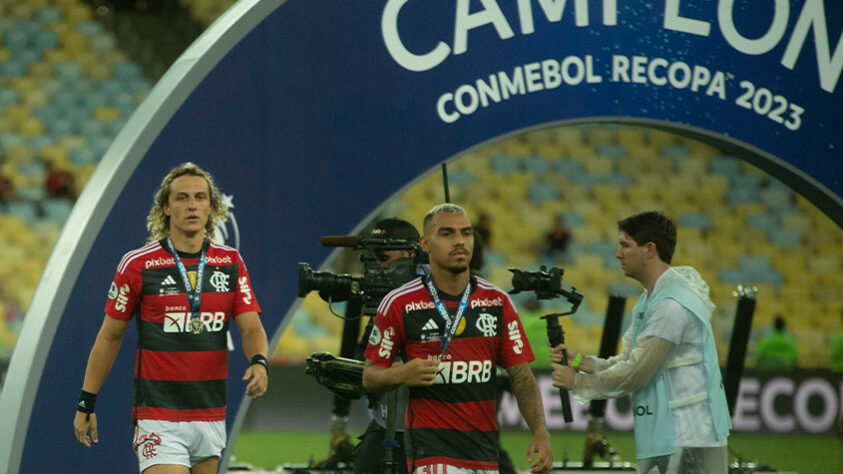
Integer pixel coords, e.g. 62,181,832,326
250,354,269,372
77,390,97,414
571,353,582,371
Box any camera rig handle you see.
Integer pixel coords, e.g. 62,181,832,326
507,266,583,424
542,312,574,423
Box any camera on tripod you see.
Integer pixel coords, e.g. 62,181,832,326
298,235,424,316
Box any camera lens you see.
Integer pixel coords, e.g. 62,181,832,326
298,262,356,301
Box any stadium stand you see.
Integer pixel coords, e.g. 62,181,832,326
0,0,152,358
367,125,840,368
0,2,840,372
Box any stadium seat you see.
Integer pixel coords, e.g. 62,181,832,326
679,211,713,232
770,228,802,247
525,154,552,175
601,171,633,191
709,155,741,177
727,186,761,206
70,146,97,166
0,60,28,78
560,211,585,228
489,153,521,176
595,143,627,160
5,200,40,226
746,212,777,234
17,184,46,202
35,6,63,23
445,168,473,186
0,88,20,107
74,20,102,36
527,182,558,204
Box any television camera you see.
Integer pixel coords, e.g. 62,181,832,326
298,235,423,316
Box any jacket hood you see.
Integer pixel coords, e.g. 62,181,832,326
653,266,716,318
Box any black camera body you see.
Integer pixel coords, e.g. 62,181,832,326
510,265,583,305
304,352,365,400
298,238,423,315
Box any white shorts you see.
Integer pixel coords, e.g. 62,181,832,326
133,419,226,472
413,464,498,474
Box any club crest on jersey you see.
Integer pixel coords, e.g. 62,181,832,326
209,271,230,292
475,312,497,337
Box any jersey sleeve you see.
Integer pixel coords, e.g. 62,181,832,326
233,251,261,317
498,294,535,368
104,264,140,321
364,300,405,367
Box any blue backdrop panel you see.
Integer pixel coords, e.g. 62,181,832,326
4,1,841,472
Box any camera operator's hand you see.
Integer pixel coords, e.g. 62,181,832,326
548,342,577,364
399,358,441,386
551,363,576,390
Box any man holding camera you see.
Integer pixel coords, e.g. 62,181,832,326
550,211,730,473
363,203,553,473
73,163,269,474
352,217,422,474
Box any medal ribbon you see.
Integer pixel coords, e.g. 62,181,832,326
167,238,206,326
424,273,471,357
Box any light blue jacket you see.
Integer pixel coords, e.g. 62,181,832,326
629,269,731,459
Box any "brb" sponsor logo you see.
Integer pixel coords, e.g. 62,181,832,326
507,321,524,354
164,312,226,333
404,300,435,313
434,359,493,384
378,327,395,358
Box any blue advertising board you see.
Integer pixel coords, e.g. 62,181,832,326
1,1,841,472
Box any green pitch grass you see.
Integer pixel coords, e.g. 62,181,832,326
233,430,841,474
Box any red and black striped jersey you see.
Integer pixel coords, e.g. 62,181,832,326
104,239,261,422
365,276,533,471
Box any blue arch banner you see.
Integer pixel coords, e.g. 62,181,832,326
1,1,841,472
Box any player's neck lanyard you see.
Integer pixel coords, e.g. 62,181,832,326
167,237,206,333
424,273,471,357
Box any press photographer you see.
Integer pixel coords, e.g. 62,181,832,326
299,218,426,473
